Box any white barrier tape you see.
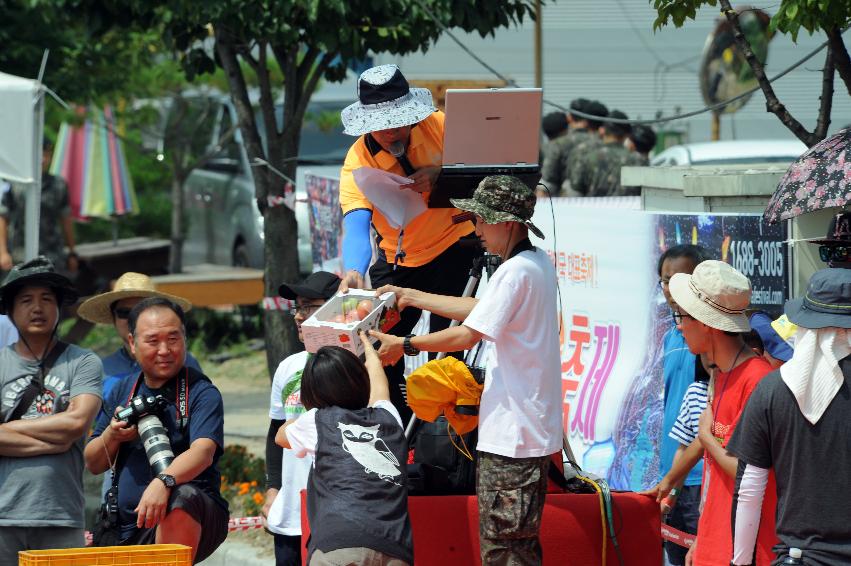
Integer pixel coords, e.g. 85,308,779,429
84,516,267,546
263,297,294,311
228,516,265,532
660,523,695,548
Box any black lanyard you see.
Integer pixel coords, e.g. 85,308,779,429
508,238,535,260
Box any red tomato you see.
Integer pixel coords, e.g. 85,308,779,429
356,300,374,320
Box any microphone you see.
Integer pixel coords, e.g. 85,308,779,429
388,140,406,158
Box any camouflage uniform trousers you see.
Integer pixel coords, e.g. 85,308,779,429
477,451,550,566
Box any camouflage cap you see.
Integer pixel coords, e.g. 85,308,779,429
450,175,544,239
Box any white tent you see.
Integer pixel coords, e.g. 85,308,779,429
0,71,45,260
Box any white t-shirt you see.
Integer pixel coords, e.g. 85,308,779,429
267,350,312,536
286,400,403,458
464,247,563,458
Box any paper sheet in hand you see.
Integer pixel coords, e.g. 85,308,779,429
353,167,427,229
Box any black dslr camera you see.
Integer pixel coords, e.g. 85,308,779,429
116,394,175,475
116,394,169,425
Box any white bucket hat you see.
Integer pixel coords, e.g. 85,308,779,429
341,65,436,136
669,260,752,333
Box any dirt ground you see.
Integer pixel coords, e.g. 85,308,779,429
205,350,273,458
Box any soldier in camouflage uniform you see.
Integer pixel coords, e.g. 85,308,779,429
539,99,608,197
0,140,77,275
568,109,645,197
626,124,657,166
371,176,563,565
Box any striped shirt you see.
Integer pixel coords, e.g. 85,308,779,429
669,380,709,446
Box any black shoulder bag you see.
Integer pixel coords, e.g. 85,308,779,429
3,341,69,423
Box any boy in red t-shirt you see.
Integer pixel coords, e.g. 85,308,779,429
644,260,777,565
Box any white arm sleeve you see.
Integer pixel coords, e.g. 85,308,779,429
732,464,770,565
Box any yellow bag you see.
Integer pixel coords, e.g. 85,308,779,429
406,356,484,436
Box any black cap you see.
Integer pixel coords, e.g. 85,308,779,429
0,256,78,314
809,211,851,245
278,271,342,300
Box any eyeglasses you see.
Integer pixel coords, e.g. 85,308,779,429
658,278,671,289
671,310,693,325
113,308,132,320
292,303,323,317
819,245,849,263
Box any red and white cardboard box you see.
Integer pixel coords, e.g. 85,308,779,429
301,290,400,356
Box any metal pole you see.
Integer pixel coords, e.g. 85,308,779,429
534,0,543,89
24,86,45,261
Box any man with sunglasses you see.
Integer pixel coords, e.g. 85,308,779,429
264,271,341,566
812,211,850,269
78,272,202,401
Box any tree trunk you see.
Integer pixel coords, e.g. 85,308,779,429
169,174,184,274
826,26,851,97
216,28,301,377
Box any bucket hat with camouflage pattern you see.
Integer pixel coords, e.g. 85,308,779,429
450,175,544,239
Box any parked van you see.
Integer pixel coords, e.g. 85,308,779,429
181,90,351,274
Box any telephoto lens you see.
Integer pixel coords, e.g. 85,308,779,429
137,414,175,475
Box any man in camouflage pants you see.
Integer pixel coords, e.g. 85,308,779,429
568,109,645,197
539,98,608,197
0,139,78,276
371,176,563,565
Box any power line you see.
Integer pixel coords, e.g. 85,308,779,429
412,0,843,126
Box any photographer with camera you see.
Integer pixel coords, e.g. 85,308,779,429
370,176,562,565
84,298,228,564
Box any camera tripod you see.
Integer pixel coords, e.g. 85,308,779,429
404,252,502,440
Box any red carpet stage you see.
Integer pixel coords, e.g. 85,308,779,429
301,492,661,565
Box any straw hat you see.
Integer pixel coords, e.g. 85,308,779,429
669,260,751,333
77,272,192,324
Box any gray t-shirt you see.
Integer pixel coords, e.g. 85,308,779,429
0,344,103,527
727,357,851,565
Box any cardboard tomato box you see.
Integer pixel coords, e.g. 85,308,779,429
301,290,401,356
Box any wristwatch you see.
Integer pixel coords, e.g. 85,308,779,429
156,473,176,488
403,334,420,356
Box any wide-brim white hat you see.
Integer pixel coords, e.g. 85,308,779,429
669,260,751,333
341,64,436,136
77,272,192,325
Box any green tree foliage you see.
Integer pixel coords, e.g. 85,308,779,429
651,0,850,146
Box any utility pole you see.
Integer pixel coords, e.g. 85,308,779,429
534,0,542,88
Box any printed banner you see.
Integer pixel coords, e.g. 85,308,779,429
304,173,343,275
531,200,789,491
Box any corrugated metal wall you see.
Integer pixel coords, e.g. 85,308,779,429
374,1,850,144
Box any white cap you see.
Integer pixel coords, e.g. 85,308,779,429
789,548,802,559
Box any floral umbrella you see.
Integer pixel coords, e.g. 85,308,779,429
763,127,851,224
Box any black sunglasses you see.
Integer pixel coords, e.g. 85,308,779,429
819,245,849,263
671,310,693,325
113,308,132,320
